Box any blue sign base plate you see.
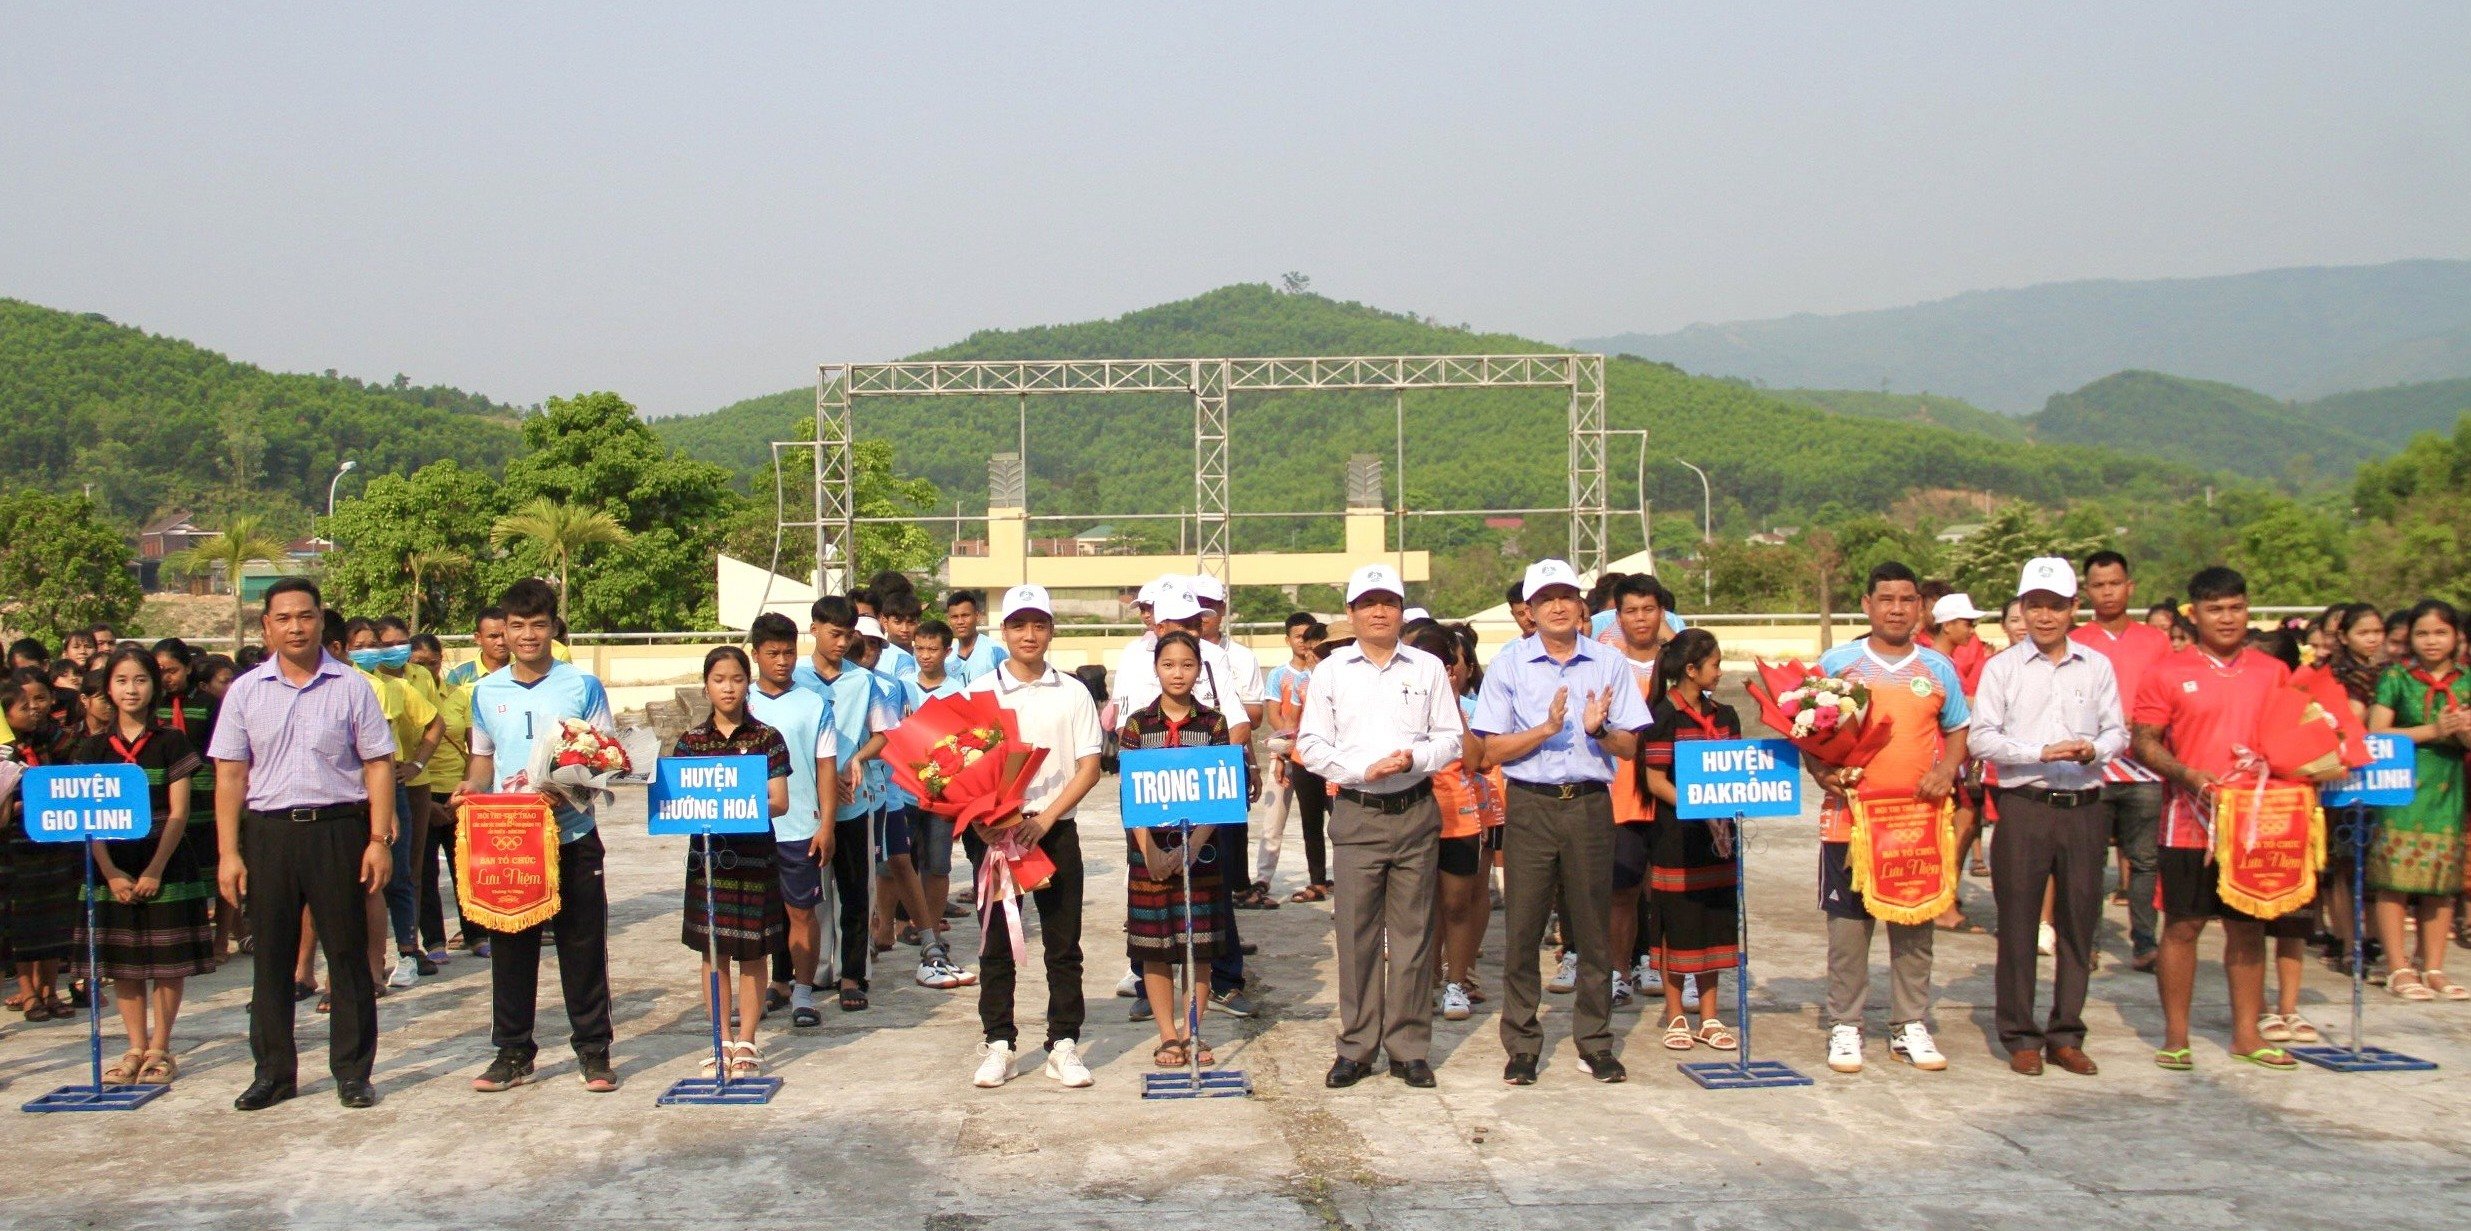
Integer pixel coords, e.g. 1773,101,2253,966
657,1075,784,1106
1141,1068,1252,1100
1678,1059,1813,1090
2287,1044,2438,1073
22,1082,169,1113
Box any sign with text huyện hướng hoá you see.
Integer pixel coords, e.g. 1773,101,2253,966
647,755,773,835
1672,738,1802,820
19,765,154,842
1118,746,1250,830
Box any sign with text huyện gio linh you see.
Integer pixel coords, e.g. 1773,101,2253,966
646,755,772,835
2322,733,2414,809
19,765,154,843
1672,738,1803,820
1118,746,1251,830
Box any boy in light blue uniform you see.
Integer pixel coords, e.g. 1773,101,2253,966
941,589,1009,685
795,596,888,1010
853,617,969,991
746,612,836,1027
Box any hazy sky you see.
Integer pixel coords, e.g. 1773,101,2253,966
6,4,2466,417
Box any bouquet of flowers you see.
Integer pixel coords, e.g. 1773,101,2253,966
883,693,1054,964
1746,658,1897,777
516,717,634,810
2254,681,2361,784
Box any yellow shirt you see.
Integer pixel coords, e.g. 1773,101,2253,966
419,677,473,792
358,666,440,774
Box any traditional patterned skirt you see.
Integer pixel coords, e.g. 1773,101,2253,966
4,824,80,963
1647,817,1739,977
78,836,217,981
2370,792,2464,897
681,833,784,962
1125,832,1231,965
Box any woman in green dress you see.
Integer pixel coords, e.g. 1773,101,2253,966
2367,599,2471,1002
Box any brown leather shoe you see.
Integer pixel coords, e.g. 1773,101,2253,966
2045,1045,2099,1076
2008,1049,2044,1076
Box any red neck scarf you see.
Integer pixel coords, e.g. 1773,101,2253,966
2410,663,2462,717
1672,693,1723,740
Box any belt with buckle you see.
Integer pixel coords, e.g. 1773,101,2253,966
1336,781,1433,813
2002,785,2101,809
1508,779,1608,802
248,804,370,824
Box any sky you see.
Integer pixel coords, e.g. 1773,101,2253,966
5,4,2467,418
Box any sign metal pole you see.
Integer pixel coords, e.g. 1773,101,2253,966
656,760,787,1105
1675,741,1811,1090
1136,799,1251,1099
2291,803,2435,1072
25,766,169,1112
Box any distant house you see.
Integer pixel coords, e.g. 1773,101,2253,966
138,511,217,562
1484,516,1525,531
1072,524,1118,556
287,537,333,561
1935,523,1985,544
1746,531,1793,547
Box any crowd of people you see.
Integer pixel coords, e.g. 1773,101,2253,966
0,544,2462,1107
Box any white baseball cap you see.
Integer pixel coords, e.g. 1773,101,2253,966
1150,581,1204,623
1521,559,1583,602
998,584,1054,621
1403,606,1432,624
1187,573,1229,603
1344,563,1406,605
1931,593,1990,625
2016,557,2078,600
1133,579,1164,608
853,615,886,641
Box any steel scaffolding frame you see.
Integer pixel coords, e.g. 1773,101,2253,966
791,353,1610,586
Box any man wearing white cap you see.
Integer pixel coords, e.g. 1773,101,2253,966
1928,592,1992,696
1471,559,1652,1085
1967,557,2126,1077
1297,563,1468,1088
961,585,1105,1090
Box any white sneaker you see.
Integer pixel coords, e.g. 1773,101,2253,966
1634,956,1663,993
387,953,419,990
2037,922,2057,957
1441,982,1473,1021
1547,951,1580,994
1827,1023,1864,1073
916,949,967,990
1114,970,1142,998
1042,1038,1094,1088
1890,1021,1948,1071
972,1041,1014,1088
1610,972,1635,1011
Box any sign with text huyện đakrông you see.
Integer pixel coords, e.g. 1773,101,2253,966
1672,738,1803,820
1118,746,1250,830
647,755,773,835
19,765,153,843
2322,734,2414,809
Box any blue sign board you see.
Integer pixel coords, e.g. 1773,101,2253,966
2323,734,2415,809
1672,738,1803,820
646,755,773,835
1119,746,1251,830
19,765,154,842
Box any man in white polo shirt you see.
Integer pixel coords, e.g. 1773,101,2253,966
962,585,1105,1090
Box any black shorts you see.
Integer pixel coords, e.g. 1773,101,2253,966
1438,835,1482,878
1613,822,1650,892
2158,847,2315,935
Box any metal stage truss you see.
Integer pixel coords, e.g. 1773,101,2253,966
780,353,1610,585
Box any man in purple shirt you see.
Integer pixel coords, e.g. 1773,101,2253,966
1471,559,1651,1087
211,577,398,1111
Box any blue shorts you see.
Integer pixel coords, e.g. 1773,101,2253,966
874,808,914,866
775,836,825,910
910,813,955,877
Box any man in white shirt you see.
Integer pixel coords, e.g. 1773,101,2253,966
961,585,1105,1091
1298,564,1468,1090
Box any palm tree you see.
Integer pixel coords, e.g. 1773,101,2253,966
402,547,471,635
168,513,294,651
489,497,629,608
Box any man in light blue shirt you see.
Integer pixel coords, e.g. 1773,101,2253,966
1470,559,1651,1087
747,612,837,1027
941,589,1009,685
795,595,888,1008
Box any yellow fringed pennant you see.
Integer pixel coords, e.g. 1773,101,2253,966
2210,780,2324,920
455,794,563,934
1845,794,1958,926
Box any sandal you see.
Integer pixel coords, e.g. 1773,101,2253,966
1152,1038,1190,1068
838,984,869,1012
138,1050,177,1084
1933,912,1987,935
1696,1019,1738,1050
727,1041,762,1078
2424,970,2471,1002
2232,1046,2297,1070
1287,884,1331,904
1662,1016,1695,1051
2154,1047,2194,1071
103,1050,145,1084
2389,968,2436,1001
2257,1013,2294,1044
1463,976,1486,1005
2284,1017,2322,1044
1193,1038,1216,1066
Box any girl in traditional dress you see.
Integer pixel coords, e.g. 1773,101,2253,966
2367,600,2471,1001
675,647,792,1076
1636,629,1743,1050
4,671,77,1021
1116,631,1236,1068
71,646,214,1082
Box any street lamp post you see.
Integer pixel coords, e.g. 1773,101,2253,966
1670,458,1713,609
325,459,357,556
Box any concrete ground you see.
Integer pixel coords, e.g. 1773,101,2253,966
5,788,2467,1231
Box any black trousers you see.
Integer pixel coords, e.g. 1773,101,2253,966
1210,822,1246,994
1291,764,1331,885
242,809,377,1086
1991,790,2109,1053
417,792,458,950
827,816,871,987
964,818,1085,1049
486,830,613,1056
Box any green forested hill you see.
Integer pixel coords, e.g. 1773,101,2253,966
655,285,2206,552
1767,387,2028,442
0,298,525,526
2304,377,2471,450
2025,370,2380,483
